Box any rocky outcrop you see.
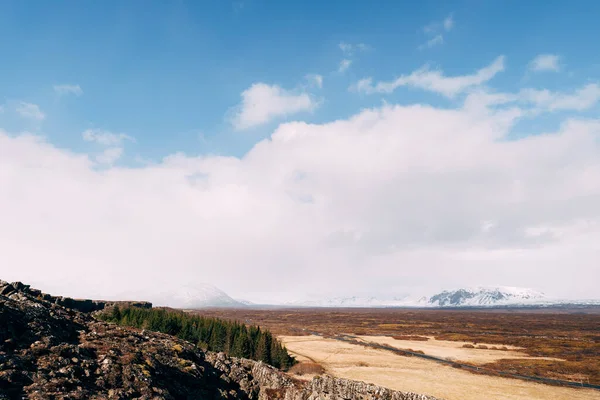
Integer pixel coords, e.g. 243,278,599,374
208,353,436,400
0,280,440,400
0,280,151,313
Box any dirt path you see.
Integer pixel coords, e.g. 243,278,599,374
280,335,599,400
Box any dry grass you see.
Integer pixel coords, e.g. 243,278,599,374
191,307,600,385
279,335,599,400
356,335,562,365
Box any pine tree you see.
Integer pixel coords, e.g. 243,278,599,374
110,306,122,321
255,333,272,364
97,306,294,369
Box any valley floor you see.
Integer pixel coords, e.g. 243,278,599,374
279,335,599,400
192,307,600,386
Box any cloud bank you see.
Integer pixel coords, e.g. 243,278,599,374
2,75,599,302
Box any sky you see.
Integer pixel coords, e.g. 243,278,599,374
1,0,600,303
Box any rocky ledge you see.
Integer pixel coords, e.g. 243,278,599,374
0,280,440,400
0,281,151,313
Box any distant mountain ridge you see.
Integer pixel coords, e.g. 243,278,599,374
138,283,598,309
286,295,415,308
285,286,600,308
153,283,245,309
427,286,545,307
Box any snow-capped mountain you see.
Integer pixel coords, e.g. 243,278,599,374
235,299,255,306
284,287,600,308
427,286,546,307
153,283,245,309
142,284,597,309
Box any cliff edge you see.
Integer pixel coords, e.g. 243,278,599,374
0,280,440,400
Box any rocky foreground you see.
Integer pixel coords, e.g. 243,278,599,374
0,280,440,400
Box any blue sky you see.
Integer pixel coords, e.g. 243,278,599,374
1,0,599,160
1,1,600,301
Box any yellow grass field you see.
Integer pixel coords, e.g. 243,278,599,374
279,335,599,400
356,335,564,365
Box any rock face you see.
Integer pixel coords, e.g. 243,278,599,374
0,280,440,400
0,280,152,313
209,353,438,400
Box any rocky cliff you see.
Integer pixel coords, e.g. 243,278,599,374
0,280,440,400
0,281,152,313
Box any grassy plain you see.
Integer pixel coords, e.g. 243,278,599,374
279,335,598,400
355,335,562,364
193,307,600,390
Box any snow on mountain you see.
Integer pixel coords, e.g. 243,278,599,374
153,283,245,309
284,287,600,308
427,286,546,307
236,299,255,306
144,285,597,309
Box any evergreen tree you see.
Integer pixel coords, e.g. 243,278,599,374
255,333,272,365
97,306,295,369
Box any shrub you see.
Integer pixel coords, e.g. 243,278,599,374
392,335,429,341
288,362,325,376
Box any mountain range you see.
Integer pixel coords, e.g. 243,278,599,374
148,284,600,309
287,286,600,308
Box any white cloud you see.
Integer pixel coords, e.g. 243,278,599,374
231,83,319,130
339,42,369,56
352,56,505,97
95,147,123,165
15,102,45,121
443,14,454,31
2,88,600,302
419,34,444,50
529,54,560,72
423,22,437,34
82,129,135,146
462,82,600,116
306,74,323,89
337,42,369,72
519,83,600,111
339,42,353,55
338,59,352,73
420,13,454,49
82,129,134,165
54,84,83,96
